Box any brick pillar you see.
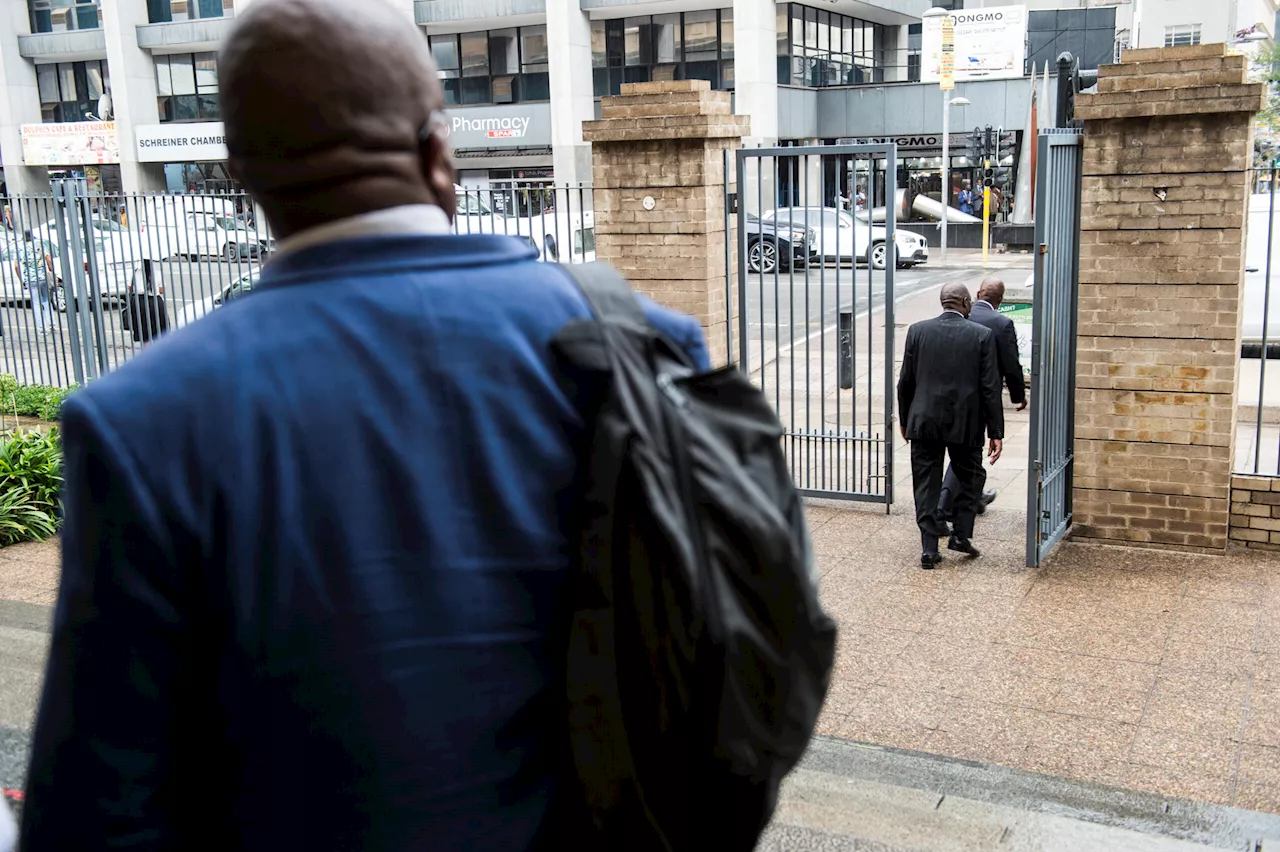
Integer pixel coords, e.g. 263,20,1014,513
1072,44,1264,550
582,81,749,365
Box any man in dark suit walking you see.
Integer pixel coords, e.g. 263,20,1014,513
938,275,1027,520
898,283,1005,567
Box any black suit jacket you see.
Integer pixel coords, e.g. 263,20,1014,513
898,311,1005,445
969,300,1026,405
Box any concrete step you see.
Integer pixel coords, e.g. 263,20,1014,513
761,737,1280,852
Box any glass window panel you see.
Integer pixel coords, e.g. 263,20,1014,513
721,58,734,89
593,67,610,97
843,18,854,56
853,22,865,56
654,14,680,64
195,52,217,92
522,71,550,100
591,21,607,69
196,0,223,18
461,31,488,77
441,78,460,106
685,10,718,62
624,17,644,66
461,75,490,104
721,8,734,59
817,11,828,53
198,93,219,119
683,60,719,88
173,93,198,121
146,0,171,24
170,0,189,22
430,35,459,72
777,4,789,57
169,53,195,95
37,65,58,103
59,64,77,100
606,19,625,66
624,65,650,84
804,6,817,48
653,63,678,81
85,64,104,100
489,29,518,75
521,25,548,67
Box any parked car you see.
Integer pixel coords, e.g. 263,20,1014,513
165,211,274,261
174,269,258,329
762,207,928,269
744,213,816,274
452,187,594,263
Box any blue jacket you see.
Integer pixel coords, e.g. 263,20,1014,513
23,235,709,851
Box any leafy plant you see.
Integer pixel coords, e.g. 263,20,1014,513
0,486,57,546
0,429,62,512
0,376,77,422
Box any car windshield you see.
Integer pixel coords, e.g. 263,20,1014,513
213,216,243,231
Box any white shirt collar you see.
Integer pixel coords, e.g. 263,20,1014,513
273,204,452,259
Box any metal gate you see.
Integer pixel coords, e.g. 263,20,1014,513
731,143,898,504
1026,129,1084,567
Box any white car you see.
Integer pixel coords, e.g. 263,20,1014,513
763,207,928,270
174,269,258,329
453,187,594,263
32,216,163,304
163,211,274,261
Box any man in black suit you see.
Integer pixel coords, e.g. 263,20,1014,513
898,283,1005,567
937,276,1027,520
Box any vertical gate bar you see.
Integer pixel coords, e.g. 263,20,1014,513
53,188,86,386
723,148,734,365
885,144,897,508
819,152,827,491
1027,131,1050,568
1065,135,1083,526
64,183,99,383
803,156,812,489
867,160,874,478
736,149,750,374
835,158,843,492
1260,165,1276,474
783,155,796,482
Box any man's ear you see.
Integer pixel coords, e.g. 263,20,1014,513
420,123,457,223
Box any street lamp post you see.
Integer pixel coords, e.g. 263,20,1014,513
940,95,970,266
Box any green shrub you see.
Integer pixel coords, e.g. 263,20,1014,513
0,375,77,422
0,486,57,546
0,429,62,512
0,428,61,545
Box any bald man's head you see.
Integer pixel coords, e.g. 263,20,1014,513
940,283,973,317
220,0,455,235
976,276,1006,308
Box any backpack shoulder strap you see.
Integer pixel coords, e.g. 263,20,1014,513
560,262,647,327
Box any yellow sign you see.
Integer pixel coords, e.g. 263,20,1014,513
940,17,956,90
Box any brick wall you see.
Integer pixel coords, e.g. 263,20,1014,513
1230,475,1280,549
1072,44,1264,550
583,81,749,364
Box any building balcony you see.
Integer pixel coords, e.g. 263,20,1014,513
581,0,928,25
416,0,546,27
136,17,234,52
17,29,106,61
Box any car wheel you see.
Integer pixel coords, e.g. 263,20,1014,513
748,240,779,274
223,242,239,262
52,284,67,313
543,235,559,262
871,242,889,271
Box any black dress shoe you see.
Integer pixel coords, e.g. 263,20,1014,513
976,491,997,515
947,536,981,558
920,552,944,569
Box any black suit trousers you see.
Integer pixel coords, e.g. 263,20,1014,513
911,441,985,545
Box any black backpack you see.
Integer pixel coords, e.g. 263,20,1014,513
553,263,838,851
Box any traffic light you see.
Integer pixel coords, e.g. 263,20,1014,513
994,167,1012,187
970,127,984,163
984,126,994,165
983,167,996,188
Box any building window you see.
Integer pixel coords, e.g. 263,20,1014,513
430,26,551,107
156,52,219,122
591,9,734,97
1164,24,1202,47
146,0,232,24
28,0,103,33
776,3,890,88
1027,9,1116,74
37,60,108,122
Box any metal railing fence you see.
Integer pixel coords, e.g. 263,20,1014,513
0,184,595,390
1239,166,1280,475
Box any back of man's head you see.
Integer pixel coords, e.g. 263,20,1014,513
976,276,1005,308
940,283,972,316
220,0,455,237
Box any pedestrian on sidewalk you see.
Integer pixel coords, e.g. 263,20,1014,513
937,275,1027,522
13,231,54,337
20,1,711,849
897,283,1005,567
